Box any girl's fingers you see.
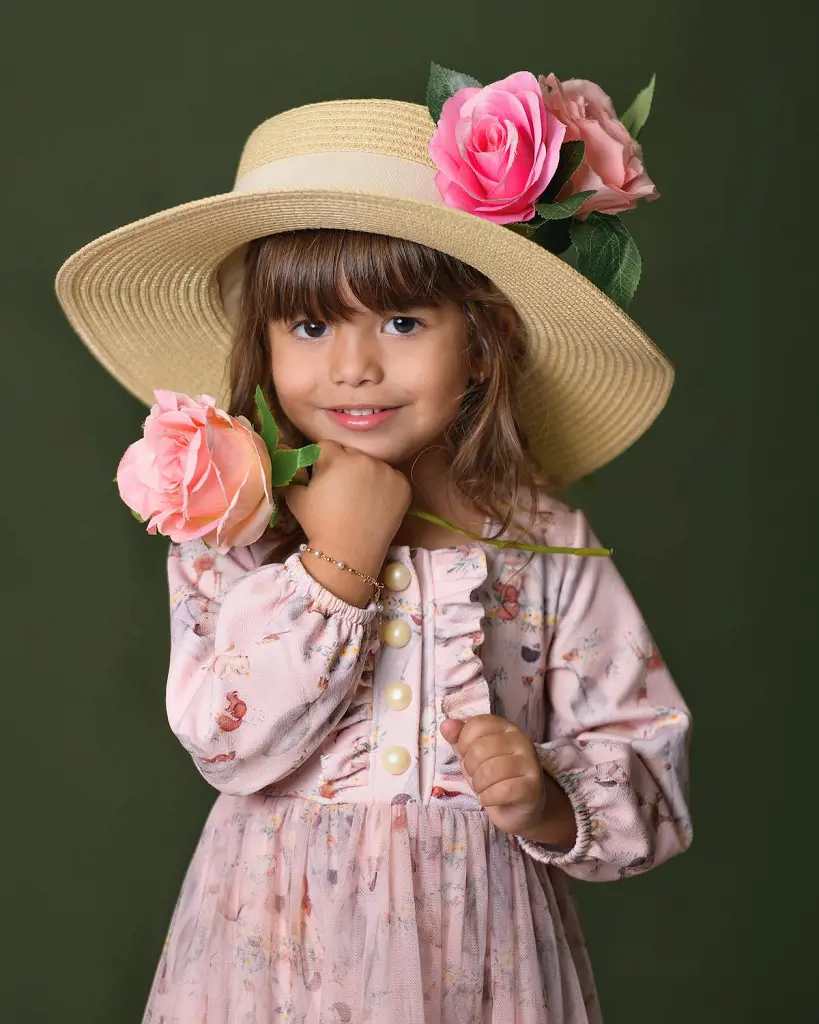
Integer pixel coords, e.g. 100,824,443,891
478,776,532,809
283,483,306,519
469,754,526,797
440,719,464,745
462,733,521,779
454,715,511,754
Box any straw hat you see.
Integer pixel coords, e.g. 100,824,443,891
54,97,673,485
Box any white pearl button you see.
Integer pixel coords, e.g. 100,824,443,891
382,745,411,775
383,561,411,592
385,681,412,711
382,619,411,648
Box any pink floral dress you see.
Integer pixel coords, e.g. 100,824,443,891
143,497,692,1023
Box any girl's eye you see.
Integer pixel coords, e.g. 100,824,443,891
384,316,423,336
292,321,330,340
290,316,423,339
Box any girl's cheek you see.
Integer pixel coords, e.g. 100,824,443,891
272,356,314,401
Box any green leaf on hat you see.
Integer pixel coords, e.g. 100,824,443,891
268,503,279,529
620,74,656,139
539,140,586,204
532,218,573,255
569,212,642,309
427,62,482,123
509,217,573,255
270,444,322,488
130,509,146,523
508,220,541,240
536,190,597,221
254,385,279,455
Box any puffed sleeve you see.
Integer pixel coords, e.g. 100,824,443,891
518,508,693,880
165,538,378,796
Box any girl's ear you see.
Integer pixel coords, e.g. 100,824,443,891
496,305,519,340
467,302,517,385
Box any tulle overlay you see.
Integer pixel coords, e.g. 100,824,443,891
146,795,596,1023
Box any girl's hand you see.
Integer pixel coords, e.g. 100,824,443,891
285,439,411,605
440,715,577,848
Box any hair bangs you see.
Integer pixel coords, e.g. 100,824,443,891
253,229,486,325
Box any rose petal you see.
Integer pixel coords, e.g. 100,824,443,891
576,117,629,189
210,431,274,551
117,441,160,520
560,78,619,120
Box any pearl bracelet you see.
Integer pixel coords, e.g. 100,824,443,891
299,543,384,606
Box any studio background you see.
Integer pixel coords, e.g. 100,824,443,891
3,0,815,1019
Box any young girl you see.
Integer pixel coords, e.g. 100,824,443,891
56,76,692,1023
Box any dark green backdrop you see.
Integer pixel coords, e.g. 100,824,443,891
3,0,815,1019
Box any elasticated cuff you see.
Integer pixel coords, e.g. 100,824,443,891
285,552,380,626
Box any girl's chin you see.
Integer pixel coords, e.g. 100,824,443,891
294,416,445,466
324,433,429,468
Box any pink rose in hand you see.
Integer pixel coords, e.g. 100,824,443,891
117,390,274,553
540,73,658,219
430,71,566,225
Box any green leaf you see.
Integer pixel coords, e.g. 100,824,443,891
569,212,642,309
269,443,322,488
268,503,279,529
130,508,146,523
536,190,597,221
254,385,278,456
508,220,542,240
531,218,573,255
539,140,586,204
426,61,482,122
620,74,656,140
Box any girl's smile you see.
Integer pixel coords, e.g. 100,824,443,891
324,406,401,431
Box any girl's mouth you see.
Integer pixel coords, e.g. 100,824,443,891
325,407,400,430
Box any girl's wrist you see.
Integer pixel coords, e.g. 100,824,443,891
521,774,578,849
300,538,387,609
306,534,389,582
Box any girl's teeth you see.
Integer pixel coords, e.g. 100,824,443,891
342,409,380,416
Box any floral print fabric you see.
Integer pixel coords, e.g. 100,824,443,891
144,498,692,1022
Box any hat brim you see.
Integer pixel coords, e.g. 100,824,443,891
55,186,673,486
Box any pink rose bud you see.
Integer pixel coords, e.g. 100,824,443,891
430,71,566,225
540,73,659,220
116,390,274,553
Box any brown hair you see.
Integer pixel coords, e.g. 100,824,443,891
226,229,540,562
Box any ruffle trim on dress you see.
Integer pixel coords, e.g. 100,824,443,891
428,545,492,799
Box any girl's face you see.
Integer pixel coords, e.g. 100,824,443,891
268,294,472,466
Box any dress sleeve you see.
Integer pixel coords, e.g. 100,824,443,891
518,509,693,880
165,538,378,796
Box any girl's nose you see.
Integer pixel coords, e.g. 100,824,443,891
328,326,384,387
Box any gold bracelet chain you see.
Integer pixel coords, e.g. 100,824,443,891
299,543,384,607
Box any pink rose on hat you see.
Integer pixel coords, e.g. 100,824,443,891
539,73,658,220
429,71,566,225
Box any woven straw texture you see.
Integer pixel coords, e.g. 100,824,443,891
54,99,673,485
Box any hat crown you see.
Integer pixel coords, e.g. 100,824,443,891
235,99,437,185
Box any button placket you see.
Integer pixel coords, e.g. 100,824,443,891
371,550,421,801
